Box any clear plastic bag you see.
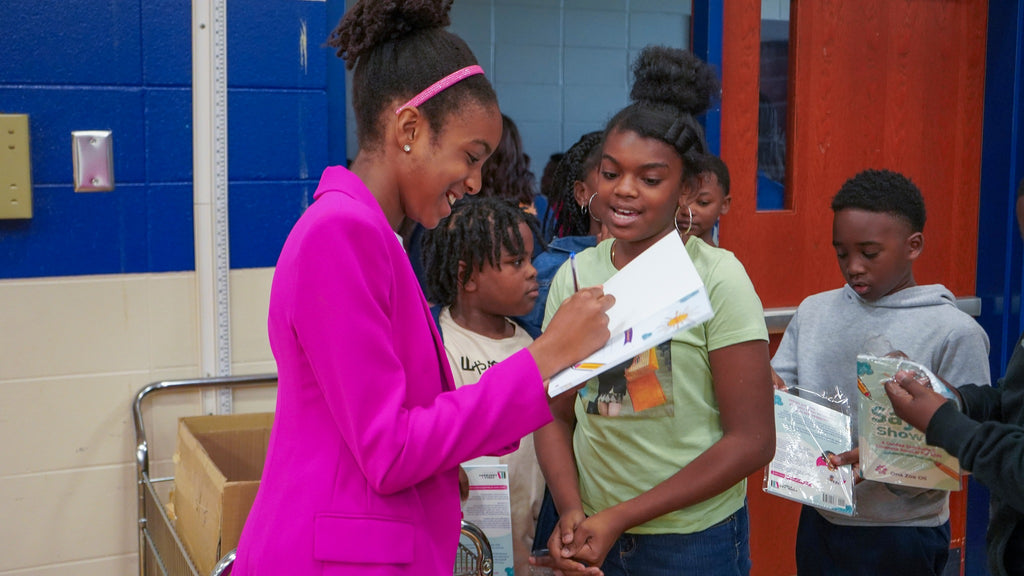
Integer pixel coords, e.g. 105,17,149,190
764,385,856,516
856,354,962,490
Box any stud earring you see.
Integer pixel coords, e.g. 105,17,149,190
403,144,412,153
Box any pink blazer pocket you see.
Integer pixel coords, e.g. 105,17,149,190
313,514,415,564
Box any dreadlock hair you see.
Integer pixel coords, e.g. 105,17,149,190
327,0,497,151
550,131,604,238
606,46,720,181
422,196,542,308
831,169,926,233
695,154,731,196
477,114,537,208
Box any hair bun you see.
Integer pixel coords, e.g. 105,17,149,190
629,46,720,117
330,0,454,68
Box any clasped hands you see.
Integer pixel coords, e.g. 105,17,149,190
529,508,615,576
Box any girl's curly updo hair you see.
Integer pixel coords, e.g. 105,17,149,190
606,45,721,178
327,0,497,150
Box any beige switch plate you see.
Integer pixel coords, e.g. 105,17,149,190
0,114,32,219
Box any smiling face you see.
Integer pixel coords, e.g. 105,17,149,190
832,208,922,301
598,128,686,256
401,101,503,229
466,221,539,317
678,172,731,243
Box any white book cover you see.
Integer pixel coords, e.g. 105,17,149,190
765,391,856,515
548,233,714,397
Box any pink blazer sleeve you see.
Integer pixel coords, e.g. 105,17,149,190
285,198,551,495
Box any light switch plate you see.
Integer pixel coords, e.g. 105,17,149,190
0,114,33,219
72,130,115,192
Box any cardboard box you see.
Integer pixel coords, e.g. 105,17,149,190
173,413,273,576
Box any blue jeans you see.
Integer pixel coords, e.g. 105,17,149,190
796,505,950,576
600,504,751,576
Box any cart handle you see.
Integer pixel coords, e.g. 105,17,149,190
133,374,277,478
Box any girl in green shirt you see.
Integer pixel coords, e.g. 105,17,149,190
532,46,775,576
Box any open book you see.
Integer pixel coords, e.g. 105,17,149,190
547,233,714,397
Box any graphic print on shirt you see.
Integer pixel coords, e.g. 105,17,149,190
581,341,673,417
460,356,498,376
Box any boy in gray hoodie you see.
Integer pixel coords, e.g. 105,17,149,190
771,169,991,576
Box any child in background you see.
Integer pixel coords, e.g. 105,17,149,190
539,152,565,241
478,114,540,215
533,46,775,576
422,196,546,576
676,154,731,246
515,131,608,338
771,169,991,575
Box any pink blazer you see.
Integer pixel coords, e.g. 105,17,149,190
232,167,553,575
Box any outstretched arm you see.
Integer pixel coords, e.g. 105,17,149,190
886,372,1024,513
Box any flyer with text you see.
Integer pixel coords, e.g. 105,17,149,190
461,464,514,575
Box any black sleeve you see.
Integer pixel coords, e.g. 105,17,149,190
957,383,1006,422
927,402,1024,514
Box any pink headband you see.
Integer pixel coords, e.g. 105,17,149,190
394,65,485,115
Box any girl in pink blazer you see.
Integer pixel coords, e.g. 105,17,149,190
231,2,612,575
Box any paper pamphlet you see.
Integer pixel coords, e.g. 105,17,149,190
764,391,855,515
856,355,962,491
460,464,514,575
547,233,714,397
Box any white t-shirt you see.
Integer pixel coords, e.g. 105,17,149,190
439,307,543,576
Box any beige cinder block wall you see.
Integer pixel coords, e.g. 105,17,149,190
0,268,277,576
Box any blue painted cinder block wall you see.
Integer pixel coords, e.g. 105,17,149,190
0,0,330,278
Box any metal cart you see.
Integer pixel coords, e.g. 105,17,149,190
133,374,493,576
134,374,278,576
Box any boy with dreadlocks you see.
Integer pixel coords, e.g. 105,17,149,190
422,195,545,576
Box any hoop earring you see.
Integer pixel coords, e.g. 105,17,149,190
587,193,602,223
675,206,693,236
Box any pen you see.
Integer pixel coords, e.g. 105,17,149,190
570,252,580,292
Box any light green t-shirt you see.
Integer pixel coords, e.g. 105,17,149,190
543,236,768,534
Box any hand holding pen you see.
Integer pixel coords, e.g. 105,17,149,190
527,251,613,383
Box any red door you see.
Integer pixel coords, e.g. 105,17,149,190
717,2,988,574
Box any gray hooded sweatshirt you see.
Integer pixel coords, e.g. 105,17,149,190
772,284,990,527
